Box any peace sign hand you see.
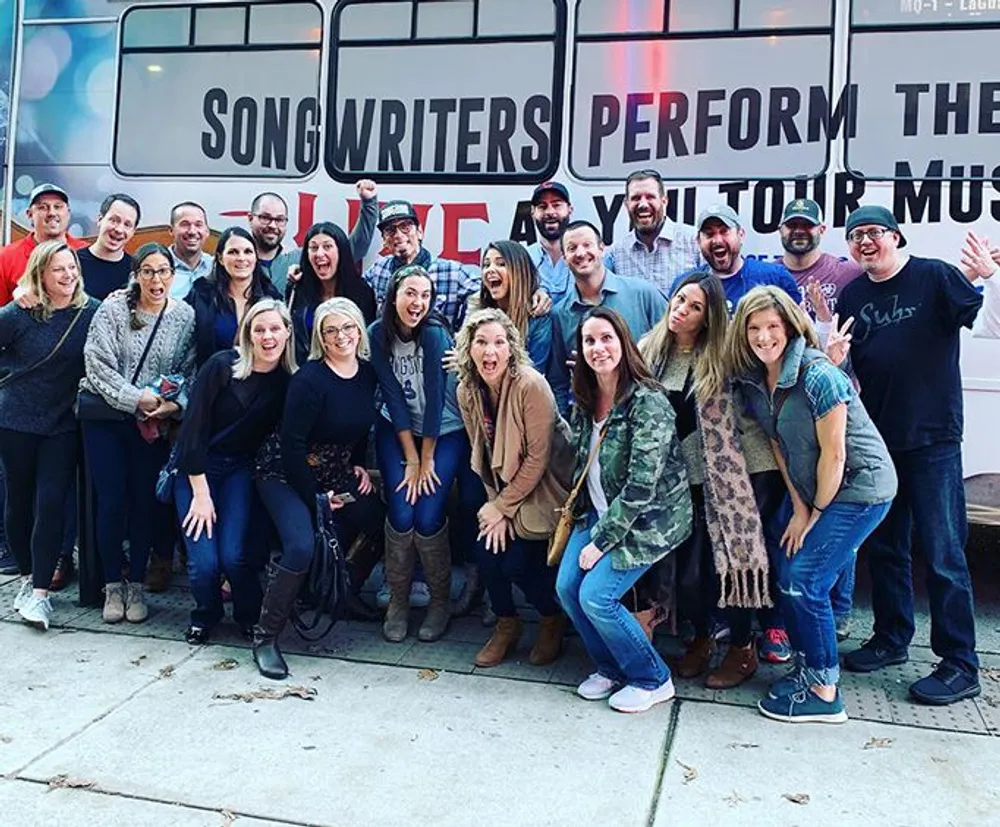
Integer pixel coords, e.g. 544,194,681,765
805,278,833,322
825,313,854,366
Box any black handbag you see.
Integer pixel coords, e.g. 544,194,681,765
76,300,167,422
290,493,352,641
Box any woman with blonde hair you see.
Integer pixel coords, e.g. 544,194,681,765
171,298,296,645
253,297,385,679
455,308,574,667
729,286,895,723
0,241,97,629
638,271,776,690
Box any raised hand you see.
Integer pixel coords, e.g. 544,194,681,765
825,313,854,366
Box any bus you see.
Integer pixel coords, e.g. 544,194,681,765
1,0,998,517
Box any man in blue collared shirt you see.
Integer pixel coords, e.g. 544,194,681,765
604,169,702,296
549,220,667,412
525,181,573,305
167,201,213,299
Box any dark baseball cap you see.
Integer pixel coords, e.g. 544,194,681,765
530,181,571,205
696,204,741,231
28,182,69,206
845,205,907,248
377,200,420,231
781,198,823,226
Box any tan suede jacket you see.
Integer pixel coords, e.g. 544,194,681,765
457,365,574,540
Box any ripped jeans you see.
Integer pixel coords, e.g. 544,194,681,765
779,501,891,686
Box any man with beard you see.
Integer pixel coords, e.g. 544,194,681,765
0,183,87,306
672,204,799,315
779,198,861,330
604,169,701,296
836,206,982,706
526,181,573,304
250,180,380,295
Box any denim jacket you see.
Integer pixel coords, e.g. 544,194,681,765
570,382,692,570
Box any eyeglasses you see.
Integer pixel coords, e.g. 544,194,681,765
847,228,888,244
381,221,416,239
253,213,288,226
137,266,174,280
321,322,358,339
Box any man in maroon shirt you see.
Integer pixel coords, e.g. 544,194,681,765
0,183,86,306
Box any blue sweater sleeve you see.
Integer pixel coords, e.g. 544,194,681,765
548,315,571,415
526,314,553,374
367,321,414,432
419,323,452,439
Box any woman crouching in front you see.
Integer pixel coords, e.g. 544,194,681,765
730,286,896,723
455,308,574,667
556,307,692,713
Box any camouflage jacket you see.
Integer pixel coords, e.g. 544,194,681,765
570,383,693,570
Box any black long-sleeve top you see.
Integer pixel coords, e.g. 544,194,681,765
174,349,290,475
280,358,377,513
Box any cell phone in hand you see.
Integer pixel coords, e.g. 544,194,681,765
330,491,356,505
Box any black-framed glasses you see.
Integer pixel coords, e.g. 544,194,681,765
137,266,174,279
252,213,288,226
847,228,888,244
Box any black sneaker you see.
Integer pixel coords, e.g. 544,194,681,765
0,547,18,576
842,638,908,673
910,662,981,706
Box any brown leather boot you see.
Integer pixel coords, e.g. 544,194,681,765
529,614,566,666
474,616,523,667
415,522,452,642
676,636,715,679
383,521,417,643
705,642,758,689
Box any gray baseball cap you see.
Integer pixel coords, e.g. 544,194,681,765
28,182,69,206
696,204,741,231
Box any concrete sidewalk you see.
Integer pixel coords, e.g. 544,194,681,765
2,622,998,827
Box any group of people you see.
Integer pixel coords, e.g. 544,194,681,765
0,168,995,723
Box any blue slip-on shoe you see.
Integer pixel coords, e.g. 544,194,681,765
758,687,848,724
909,662,981,706
843,637,908,673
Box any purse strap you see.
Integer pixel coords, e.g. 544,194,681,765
562,415,613,510
129,300,168,385
0,304,87,390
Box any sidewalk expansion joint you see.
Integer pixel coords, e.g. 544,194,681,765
645,698,683,827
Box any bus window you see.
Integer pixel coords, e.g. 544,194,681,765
570,0,836,182
25,0,170,21
739,1,832,30
113,2,323,179
845,2,1000,181
325,0,566,184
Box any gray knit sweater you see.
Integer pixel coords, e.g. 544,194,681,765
80,294,196,415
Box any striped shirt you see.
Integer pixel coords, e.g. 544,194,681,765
604,219,702,297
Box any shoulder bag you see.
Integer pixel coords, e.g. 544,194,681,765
76,300,168,421
546,418,612,567
0,304,88,391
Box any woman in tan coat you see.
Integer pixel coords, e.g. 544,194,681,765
455,308,574,667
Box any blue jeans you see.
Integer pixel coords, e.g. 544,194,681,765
174,455,261,629
556,512,670,689
780,501,890,686
831,557,856,621
476,534,559,617
375,418,466,536
81,419,172,585
867,441,978,674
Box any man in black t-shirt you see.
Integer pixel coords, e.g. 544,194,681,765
835,206,982,706
78,194,140,300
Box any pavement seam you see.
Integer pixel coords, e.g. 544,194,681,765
6,645,201,780
644,698,683,827
6,776,332,827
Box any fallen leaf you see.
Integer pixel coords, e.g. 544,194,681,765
48,774,97,790
212,658,239,671
158,664,175,679
301,745,316,751
0,734,12,744
931,756,948,764
782,792,810,805
76,657,90,663
212,686,317,704
220,809,237,826
310,675,322,681
675,759,698,785
723,791,746,808
417,669,439,681
130,655,147,666
981,668,1000,684
863,736,893,750
726,741,760,750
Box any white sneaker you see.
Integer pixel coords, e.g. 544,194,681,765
18,593,53,631
609,679,676,713
12,578,32,612
576,672,620,701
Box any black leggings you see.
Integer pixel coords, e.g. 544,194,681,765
0,428,79,589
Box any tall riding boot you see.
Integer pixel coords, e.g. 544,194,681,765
252,563,307,680
415,522,452,642
383,521,417,642
345,530,382,622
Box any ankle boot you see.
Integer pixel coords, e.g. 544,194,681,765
415,522,452,642
705,642,758,689
529,614,567,666
676,636,715,679
252,563,307,680
383,521,416,643
475,616,523,667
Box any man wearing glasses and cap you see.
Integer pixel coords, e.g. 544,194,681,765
0,183,87,307
835,205,983,707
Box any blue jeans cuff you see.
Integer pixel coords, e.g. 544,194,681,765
802,663,840,687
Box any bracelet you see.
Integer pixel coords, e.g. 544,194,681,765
812,504,825,513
